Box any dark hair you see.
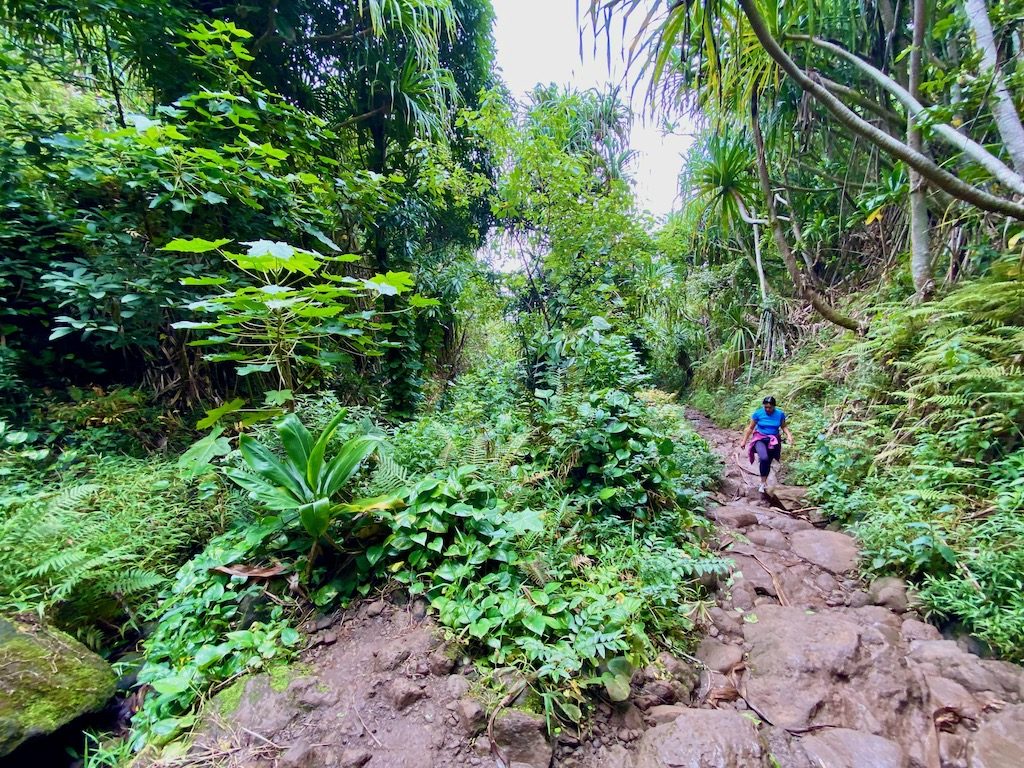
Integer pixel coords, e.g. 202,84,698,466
762,396,777,405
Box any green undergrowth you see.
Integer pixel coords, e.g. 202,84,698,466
130,351,728,749
692,258,1024,659
0,455,236,649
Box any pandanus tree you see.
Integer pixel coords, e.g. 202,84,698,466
588,0,1024,306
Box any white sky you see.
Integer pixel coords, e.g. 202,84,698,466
490,0,696,219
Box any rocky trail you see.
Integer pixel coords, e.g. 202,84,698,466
164,411,1024,768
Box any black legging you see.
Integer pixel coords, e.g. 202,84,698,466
754,438,781,479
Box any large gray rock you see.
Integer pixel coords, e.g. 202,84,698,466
492,710,552,768
741,605,939,767
628,709,766,767
789,529,859,573
0,617,116,756
969,704,1024,768
800,729,907,768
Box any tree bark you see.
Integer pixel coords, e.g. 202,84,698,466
965,0,1024,175
750,93,866,333
908,0,934,300
789,33,1024,196
733,0,1024,219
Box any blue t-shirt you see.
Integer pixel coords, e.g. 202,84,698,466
752,407,785,436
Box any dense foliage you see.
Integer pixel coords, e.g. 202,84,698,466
3,0,1024,763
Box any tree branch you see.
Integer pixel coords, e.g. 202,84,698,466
788,32,1024,196
735,0,1024,219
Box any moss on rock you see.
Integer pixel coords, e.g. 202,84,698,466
0,617,116,756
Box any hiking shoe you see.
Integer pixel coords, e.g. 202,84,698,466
758,483,766,493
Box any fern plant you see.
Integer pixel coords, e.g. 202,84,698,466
0,459,228,646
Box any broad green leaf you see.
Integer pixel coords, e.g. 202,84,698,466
298,497,332,539
236,363,275,376
321,435,381,497
239,434,307,499
178,428,232,477
197,398,246,429
276,413,313,472
306,410,349,487
522,611,547,635
163,237,231,253
223,468,298,511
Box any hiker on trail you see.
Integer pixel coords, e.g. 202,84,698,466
738,396,794,494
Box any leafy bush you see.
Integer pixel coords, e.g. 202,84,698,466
543,389,696,520
132,522,302,746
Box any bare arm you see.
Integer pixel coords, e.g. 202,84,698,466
739,419,756,446
781,416,794,444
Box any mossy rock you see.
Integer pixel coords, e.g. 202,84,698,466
0,617,116,756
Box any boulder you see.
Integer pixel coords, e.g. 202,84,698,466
628,709,766,767
745,528,789,550
696,638,744,673
868,577,910,613
800,728,907,768
0,617,116,756
710,504,759,529
968,704,1024,768
789,529,859,573
492,710,552,768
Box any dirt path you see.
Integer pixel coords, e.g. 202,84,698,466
612,408,1024,768
169,410,1024,768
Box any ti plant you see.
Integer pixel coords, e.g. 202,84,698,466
225,411,387,579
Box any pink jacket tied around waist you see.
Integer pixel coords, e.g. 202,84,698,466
747,432,779,465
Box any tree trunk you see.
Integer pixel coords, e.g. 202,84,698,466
908,0,934,300
734,0,1024,219
752,223,769,303
965,0,1024,175
750,93,866,333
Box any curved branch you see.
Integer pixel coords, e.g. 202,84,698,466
735,0,1024,220
788,33,1024,196
819,76,901,126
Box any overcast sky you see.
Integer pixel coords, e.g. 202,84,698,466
490,0,695,219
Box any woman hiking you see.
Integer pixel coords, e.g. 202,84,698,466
738,396,794,493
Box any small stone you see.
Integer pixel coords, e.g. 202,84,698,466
445,674,470,698
366,600,385,617
428,649,455,676
696,638,744,673
411,597,429,619
901,618,941,642
618,728,632,742
337,749,373,768
619,702,645,731
848,590,871,608
318,631,338,646
389,677,426,709
868,576,909,612
457,698,486,733
708,626,720,637
492,710,553,768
